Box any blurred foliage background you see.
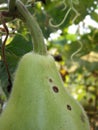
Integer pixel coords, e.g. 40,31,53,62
0,0,98,129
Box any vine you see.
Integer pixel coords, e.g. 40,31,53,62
0,13,12,93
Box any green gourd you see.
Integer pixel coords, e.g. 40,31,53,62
0,52,90,130
0,1,90,130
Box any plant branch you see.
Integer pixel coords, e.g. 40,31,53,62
16,0,47,55
0,11,16,25
0,0,7,4
8,0,16,13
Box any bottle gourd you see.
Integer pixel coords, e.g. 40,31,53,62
0,0,90,130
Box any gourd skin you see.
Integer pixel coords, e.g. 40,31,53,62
0,52,90,130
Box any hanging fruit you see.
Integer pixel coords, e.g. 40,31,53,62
0,0,90,130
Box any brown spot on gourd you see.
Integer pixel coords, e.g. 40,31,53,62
67,104,72,111
80,113,86,123
52,86,59,93
49,78,53,83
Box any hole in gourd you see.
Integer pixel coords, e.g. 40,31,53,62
67,104,72,111
52,86,59,93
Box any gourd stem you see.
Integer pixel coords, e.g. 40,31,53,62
16,0,47,55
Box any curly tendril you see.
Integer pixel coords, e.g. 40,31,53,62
71,41,83,63
49,8,71,28
49,0,80,28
